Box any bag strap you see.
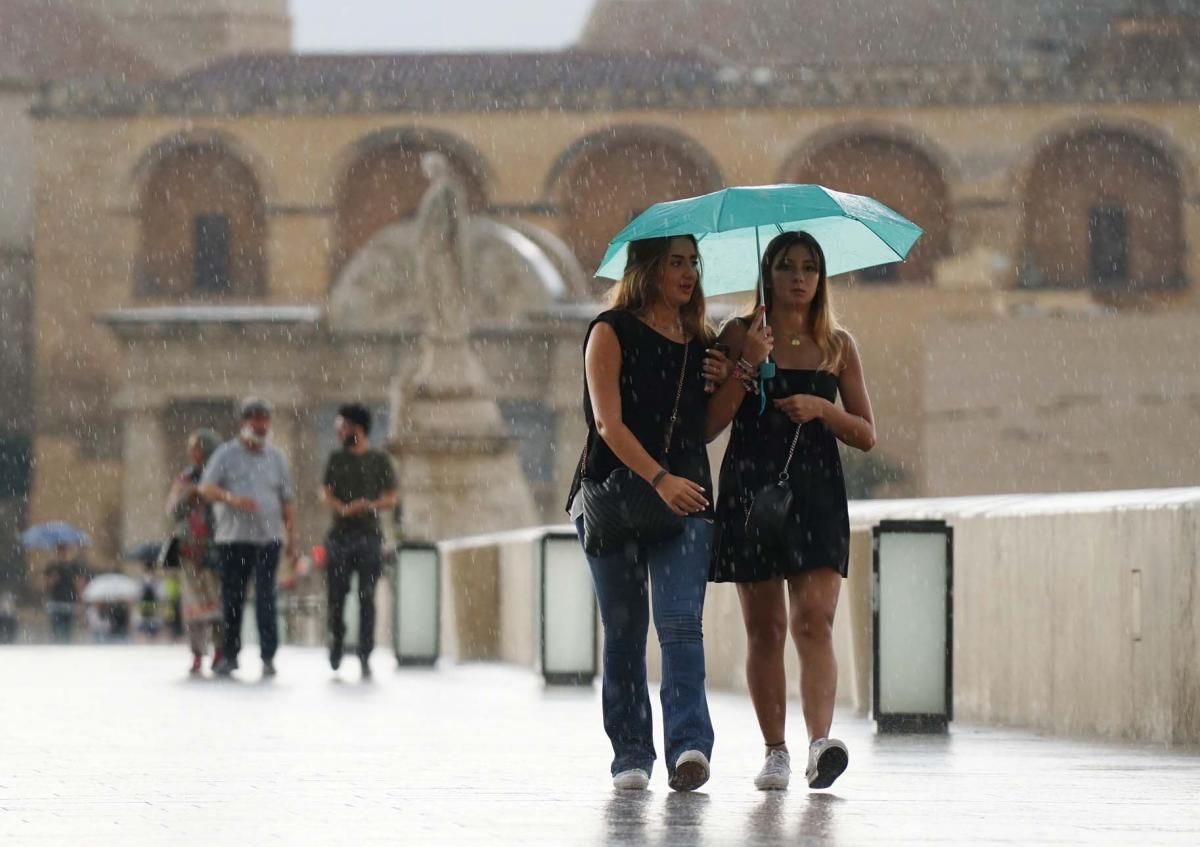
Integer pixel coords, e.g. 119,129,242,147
776,424,803,482
661,338,689,457
581,337,691,471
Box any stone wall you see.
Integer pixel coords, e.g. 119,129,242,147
423,489,1200,745
925,312,1200,495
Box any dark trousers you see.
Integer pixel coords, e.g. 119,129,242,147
219,542,282,662
326,534,383,659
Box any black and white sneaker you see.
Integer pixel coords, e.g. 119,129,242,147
805,738,848,790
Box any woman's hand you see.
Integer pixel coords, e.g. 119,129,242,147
655,474,709,517
773,394,830,424
742,307,774,366
702,347,732,392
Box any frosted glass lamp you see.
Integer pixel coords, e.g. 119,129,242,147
540,532,597,685
392,543,440,666
872,520,953,733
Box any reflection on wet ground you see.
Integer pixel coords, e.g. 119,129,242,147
4,647,1200,845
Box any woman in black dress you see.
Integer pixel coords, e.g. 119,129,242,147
707,231,876,792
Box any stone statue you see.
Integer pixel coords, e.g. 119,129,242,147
387,154,539,543
415,153,471,341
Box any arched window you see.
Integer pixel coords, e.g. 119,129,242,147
137,143,266,298
1022,129,1185,293
550,129,722,273
333,141,487,276
786,135,951,284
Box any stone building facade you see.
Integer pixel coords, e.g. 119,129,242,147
2,0,286,584
21,1,1200,563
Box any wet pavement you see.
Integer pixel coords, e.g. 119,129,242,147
2,646,1198,845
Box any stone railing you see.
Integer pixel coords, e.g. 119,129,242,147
423,488,1200,745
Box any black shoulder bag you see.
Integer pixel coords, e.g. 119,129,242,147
580,340,690,556
744,424,803,549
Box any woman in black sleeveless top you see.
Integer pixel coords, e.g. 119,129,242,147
707,231,876,793
565,235,732,793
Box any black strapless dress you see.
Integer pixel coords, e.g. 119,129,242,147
711,369,850,582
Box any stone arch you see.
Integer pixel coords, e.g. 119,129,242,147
134,134,267,298
1018,120,1189,293
782,125,953,283
330,127,492,276
547,124,723,272
129,129,277,210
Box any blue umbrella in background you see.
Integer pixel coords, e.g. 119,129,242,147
595,183,924,297
20,521,92,550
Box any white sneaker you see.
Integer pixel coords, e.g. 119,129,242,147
668,750,710,792
612,768,650,790
805,738,848,789
754,747,791,790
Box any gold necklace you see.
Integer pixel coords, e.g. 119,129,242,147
645,310,683,336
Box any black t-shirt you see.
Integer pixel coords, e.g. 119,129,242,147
46,560,87,603
566,308,715,518
323,449,398,539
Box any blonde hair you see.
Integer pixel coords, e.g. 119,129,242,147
610,235,714,344
750,230,846,372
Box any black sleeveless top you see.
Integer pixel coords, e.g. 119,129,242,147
565,309,715,519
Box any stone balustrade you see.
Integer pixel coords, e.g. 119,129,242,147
417,488,1200,745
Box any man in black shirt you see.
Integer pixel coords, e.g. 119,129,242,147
321,404,398,678
43,544,89,643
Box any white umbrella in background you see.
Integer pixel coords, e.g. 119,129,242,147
81,573,140,604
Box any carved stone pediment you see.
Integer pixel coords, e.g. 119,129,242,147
327,217,586,335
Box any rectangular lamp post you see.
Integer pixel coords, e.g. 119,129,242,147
539,531,597,685
392,543,440,666
872,519,954,733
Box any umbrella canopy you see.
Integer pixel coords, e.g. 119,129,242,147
595,184,924,296
20,521,92,550
81,573,140,604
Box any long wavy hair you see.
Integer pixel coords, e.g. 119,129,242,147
610,235,714,344
749,230,846,372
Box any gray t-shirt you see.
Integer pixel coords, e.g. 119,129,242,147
201,439,296,544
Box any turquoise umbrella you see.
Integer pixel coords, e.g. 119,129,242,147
595,183,924,296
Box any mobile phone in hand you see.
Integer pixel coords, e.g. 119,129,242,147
705,343,732,393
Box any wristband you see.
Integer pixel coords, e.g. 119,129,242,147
651,468,669,489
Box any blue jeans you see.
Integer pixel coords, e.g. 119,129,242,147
218,542,281,662
576,517,715,777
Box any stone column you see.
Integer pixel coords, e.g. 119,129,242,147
120,404,170,548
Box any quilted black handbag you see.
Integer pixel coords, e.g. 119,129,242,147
580,340,690,556
744,424,803,549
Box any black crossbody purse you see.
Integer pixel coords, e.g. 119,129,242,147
580,340,690,556
744,423,803,549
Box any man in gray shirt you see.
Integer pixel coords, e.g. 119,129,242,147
199,397,298,678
